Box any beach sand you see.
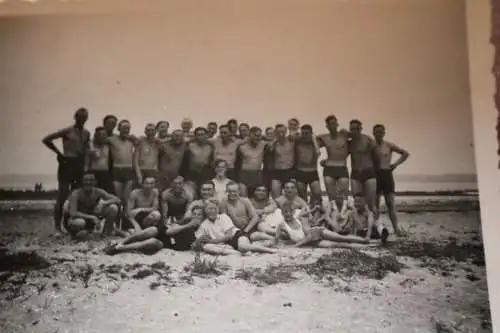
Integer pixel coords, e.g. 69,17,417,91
0,210,490,333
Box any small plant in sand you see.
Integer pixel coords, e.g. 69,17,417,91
430,316,466,333
184,252,228,278
234,263,297,286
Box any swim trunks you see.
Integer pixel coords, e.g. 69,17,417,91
323,166,349,180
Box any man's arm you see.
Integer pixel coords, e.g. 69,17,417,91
152,189,160,210
133,142,142,184
233,144,243,177
390,143,410,169
41,127,69,157
178,144,191,178
97,189,121,205
263,198,278,215
68,191,95,220
243,198,259,233
161,191,169,222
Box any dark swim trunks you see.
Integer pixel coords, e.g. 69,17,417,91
57,156,85,189
227,230,250,250
295,170,320,184
157,226,197,251
376,169,395,195
269,168,296,184
184,168,215,188
112,167,135,183
350,168,377,183
323,166,349,180
91,170,113,193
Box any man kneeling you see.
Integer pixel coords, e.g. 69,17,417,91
64,173,121,239
193,200,278,255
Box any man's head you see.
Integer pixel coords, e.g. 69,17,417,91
253,185,269,200
181,118,193,132
200,181,215,200
118,120,131,136
219,124,231,141
288,118,300,133
142,176,156,192
325,115,338,132
144,123,157,139
373,124,385,141
81,172,97,192
283,180,298,198
349,119,363,138
103,115,118,134
93,126,108,143
300,124,313,142
191,206,204,221
207,122,218,138
156,121,169,137
239,123,250,139
194,127,208,142
74,107,89,126
281,201,295,221
227,119,238,135
214,159,228,177
172,176,185,193
204,199,220,221
170,129,184,144
226,181,240,201
265,127,275,141
274,124,287,139
353,193,366,211
248,126,262,144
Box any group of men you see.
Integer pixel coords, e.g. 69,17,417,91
42,107,410,255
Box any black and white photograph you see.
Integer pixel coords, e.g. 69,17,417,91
0,0,493,332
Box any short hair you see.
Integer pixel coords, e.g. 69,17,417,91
74,107,88,117
145,123,156,129
201,180,215,188
171,129,183,135
103,115,117,123
249,126,262,134
300,124,313,131
275,123,286,130
219,124,229,131
181,118,193,124
94,126,105,133
325,115,337,123
143,176,156,183
208,121,217,127
118,119,130,127
173,176,184,183
227,118,238,126
265,126,274,132
156,121,169,130
214,159,227,168
204,198,219,207
350,119,362,126
288,118,299,124
281,201,294,211
194,127,207,135
373,124,385,130
226,180,239,189
284,179,297,187
239,123,250,129
82,172,96,180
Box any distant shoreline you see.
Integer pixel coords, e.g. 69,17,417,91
0,188,479,201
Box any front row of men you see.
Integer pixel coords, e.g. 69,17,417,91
63,170,389,256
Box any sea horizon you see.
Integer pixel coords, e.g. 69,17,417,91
0,172,478,192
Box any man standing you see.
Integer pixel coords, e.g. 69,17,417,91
156,121,170,143
103,115,118,137
287,118,301,138
158,129,186,190
180,127,215,195
317,115,350,211
86,127,113,193
207,121,218,140
181,118,195,142
134,123,160,185
42,107,91,235
373,124,410,236
212,124,240,181
234,127,269,197
294,124,322,205
267,124,296,198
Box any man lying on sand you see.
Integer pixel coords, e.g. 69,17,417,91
123,176,161,235
63,173,121,239
192,200,279,256
274,201,384,248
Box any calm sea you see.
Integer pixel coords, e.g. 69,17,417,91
0,173,478,192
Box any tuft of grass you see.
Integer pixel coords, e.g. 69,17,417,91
184,252,228,278
234,263,297,286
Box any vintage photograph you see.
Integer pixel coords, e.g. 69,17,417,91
0,0,491,332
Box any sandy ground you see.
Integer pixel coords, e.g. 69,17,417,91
0,209,491,333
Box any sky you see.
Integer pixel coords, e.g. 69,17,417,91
0,0,477,177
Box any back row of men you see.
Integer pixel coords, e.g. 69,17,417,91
42,108,410,239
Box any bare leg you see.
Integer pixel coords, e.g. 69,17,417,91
316,240,377,248
309,181,323,206
375,193,382,221
102,204,119,236
363,178,378,216
296,181,308,202
324,176,336,202
257,223,277,236
113,181,125,229
237,237,278,254
121,227,158,245
271,179,282,199
115,238,163,254
321,229,370,244
384,193,404,236
202,244,240,255
336,177,350,211
54,181,71,233
250,231,275,241
350,179,363,197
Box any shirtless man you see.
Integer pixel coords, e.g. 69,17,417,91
212,124,240,180
181,118,195,142
264,127,275,142
250,185,281,236
103,115,118,137
294,124,322,204
212,159,232,202
373,124,410,236
86,127,113,193
207,121,218,140
156,121,170,143
125,176,161,235
227,118,239,138
219,182,274,241
287,118,301,138
180,180,217,223
180,127,215,194
64,173,121,238
158,129,186,190
274,180,309,213
234,126,269,197
238,123,250,141
42,107,91,234
193,200,278,255
134,123,160,185
161,176,194,224
108,120,136,220
266,124,296,198
348,119,378,215
317,115,350,211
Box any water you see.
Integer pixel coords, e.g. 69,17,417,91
0,173,478,192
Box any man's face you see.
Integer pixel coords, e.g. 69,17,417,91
253,186,268,200
142,177,156,191
239,126,250,138
326,117,338,132
265,128,274,140
288,119,299,132
282,207,294,221
249,130,262,143
171,130,183,144
82,174,96,191
181,120,193,132
191,208,204,220
173,178,184,192
300,128,313,141
214,162,227,176
283,182,297,197
205,203,219,220
207,123,218,137
104,117,117,133
219,127,231,140
95,129,108,142
349,122,362,138
75,110,89,125
228,122,238,134
118,122,131,136
275,126,287,139
373,126,385,141
226,184,239,201
157,122,169,136
200,184,215,199
144,124,156,138
195,129,208,142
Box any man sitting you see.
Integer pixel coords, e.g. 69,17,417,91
63,173,121,239
161,176,194,224
193,200,278,256
123,176,161,235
